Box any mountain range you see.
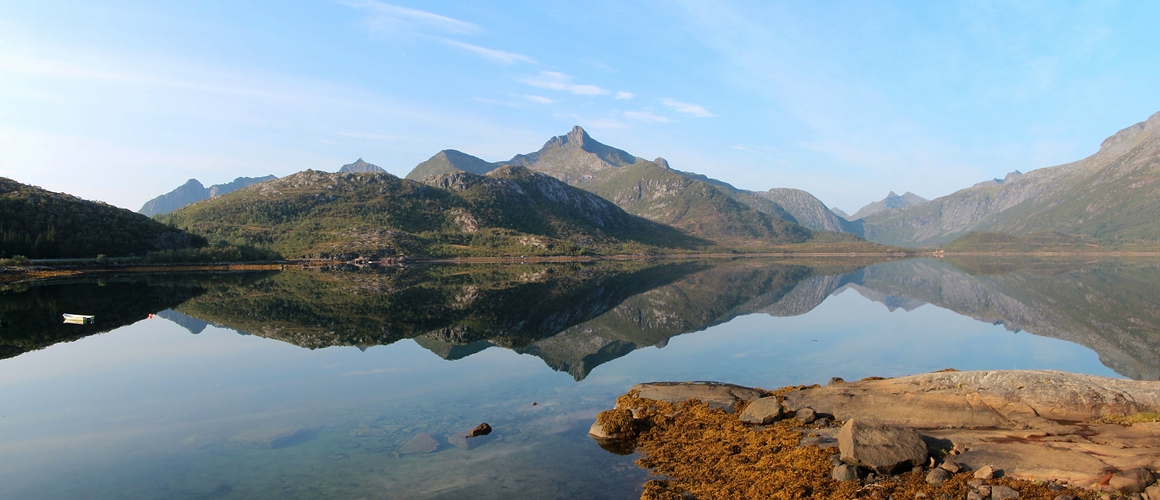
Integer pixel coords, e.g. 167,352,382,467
159,165,706,258
859,111,1160,247
30,108,1160,260
138,175,276,217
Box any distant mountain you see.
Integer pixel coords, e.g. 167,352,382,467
849,191,928,220
406,150,499,180
338,158,386,174
758,188,863,234
505,126,639,183
160,166,706,259
405,126,822,246
1,177,203,259
139,175,276,216
831,207,853,219
861,110,1160,248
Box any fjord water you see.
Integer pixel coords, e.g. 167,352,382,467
1,258,1156,499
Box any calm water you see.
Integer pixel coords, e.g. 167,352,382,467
1,257,1158,499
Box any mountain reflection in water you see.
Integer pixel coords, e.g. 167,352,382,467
4,258,1158,380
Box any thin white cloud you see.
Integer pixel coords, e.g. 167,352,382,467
342,0,480,35
624,111,672,124
734,144,754,152
615,91,635,100
523,71,609,96
524,95,553,104
662,98,714,117
442,39,536,65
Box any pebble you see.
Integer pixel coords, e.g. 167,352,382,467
992,485,1021,500
1053,495,1076,500
969,479,986,488
977,485,991,497
967,492,984,500
974,465,996,480
938,458,961,473
797,407,818,424
832,463,858,482
925,467,951,485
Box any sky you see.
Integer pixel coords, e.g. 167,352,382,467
2,1,1159,214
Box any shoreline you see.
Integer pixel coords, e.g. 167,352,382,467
4,249,1160,285
591,370,1160,499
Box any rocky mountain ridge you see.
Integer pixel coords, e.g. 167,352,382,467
861,111,1160,247
139,175,277,217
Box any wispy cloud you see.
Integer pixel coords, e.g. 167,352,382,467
615,91,635,100
523,71,609,96
342,0,480,35
524,95,553,104
662,98,714,117
442,39,536,65
624,110,672,124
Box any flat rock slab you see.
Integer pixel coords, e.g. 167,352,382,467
783,370,1160,428
781,370,1160,487
399,432,440,454
838,418,927,474
630,381,765,413
228,426,316,449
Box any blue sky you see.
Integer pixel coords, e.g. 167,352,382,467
2,1,1159,213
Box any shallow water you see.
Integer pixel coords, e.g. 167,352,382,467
0,257,1156,499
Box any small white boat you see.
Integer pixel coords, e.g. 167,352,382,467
62,314,95,325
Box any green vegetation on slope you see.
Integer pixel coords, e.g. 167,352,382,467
0,177,204,259
160,167,708,259
571,161,812,246
942,231,1103,253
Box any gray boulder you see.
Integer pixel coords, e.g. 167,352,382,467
1109,467,1154,494
739,396,784,424
837,418,928,474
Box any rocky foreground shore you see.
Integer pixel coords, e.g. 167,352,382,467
589,370,1160,500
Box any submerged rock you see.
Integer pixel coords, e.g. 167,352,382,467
399,432,439,454
837,418,928,474
447,424,496,450
228,426,316,449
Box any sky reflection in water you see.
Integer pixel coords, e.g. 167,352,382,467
0,258,1146,499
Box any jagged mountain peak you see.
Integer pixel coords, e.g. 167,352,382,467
339,158,386,174
851,191,929,220
654,157,671,169
1100,110,1160,153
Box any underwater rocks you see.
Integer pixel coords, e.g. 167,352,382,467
447,423,495,450
399,432,440,454
227,426,316,449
